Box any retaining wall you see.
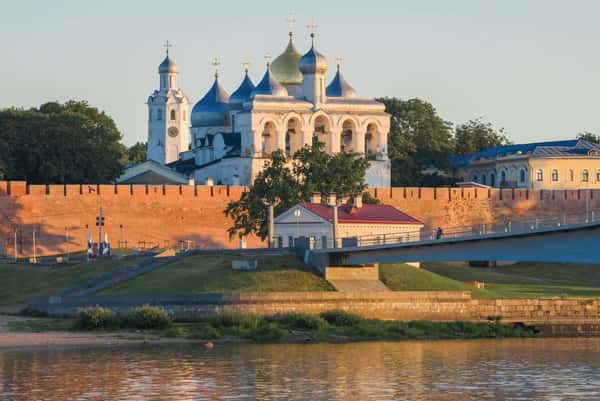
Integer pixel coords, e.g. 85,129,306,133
2,180,600,257
28,292,600,324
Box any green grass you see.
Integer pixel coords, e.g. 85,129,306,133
7,318,74,332
0,256,143,305
102,253,334,294
380,263,497,298
421,262,600,298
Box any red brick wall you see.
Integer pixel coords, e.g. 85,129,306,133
1,181,598,257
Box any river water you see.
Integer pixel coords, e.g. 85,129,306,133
1,338,600,400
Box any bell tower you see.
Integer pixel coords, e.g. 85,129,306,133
147,41,191,165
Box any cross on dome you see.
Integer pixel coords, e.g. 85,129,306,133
212,58,221,78
335,57,343,71
243,59,251,73
287,14,296,36
264,53,272,67
306,18,318,44
163,40,172,56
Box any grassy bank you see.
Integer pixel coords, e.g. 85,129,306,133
102,253,333,294
7,310,536,343
0,255,144,305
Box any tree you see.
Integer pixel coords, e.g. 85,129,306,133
125,142,147,164
454,118,511,156
224,144,371,240
578,132,600,144
0,101,125,183
377,97,455,186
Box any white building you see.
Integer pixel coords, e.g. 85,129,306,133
119,24,391,187
274,193,423,249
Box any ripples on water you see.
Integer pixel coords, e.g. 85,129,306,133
1,338,600,400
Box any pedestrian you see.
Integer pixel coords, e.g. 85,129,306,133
436,227,443,240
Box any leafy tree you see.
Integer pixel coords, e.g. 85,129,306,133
225,144,370,240
578,132,600,144
0,101,124,183
125,142,147,164
454,118,511,156
377,97,455,186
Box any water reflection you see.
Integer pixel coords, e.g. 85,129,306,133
1,339,600,400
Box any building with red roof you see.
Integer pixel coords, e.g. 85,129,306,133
274,193,423,249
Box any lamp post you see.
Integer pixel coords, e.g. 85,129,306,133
294,208,301,246
262,199,275,248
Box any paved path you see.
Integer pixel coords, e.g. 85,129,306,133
327,279,390,292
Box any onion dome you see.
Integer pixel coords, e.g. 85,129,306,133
251,63,288,97
191,73,230,127
299,34,328,75
158,55,177,74
271,32,303,85
229,68,255,105
326,63,357,98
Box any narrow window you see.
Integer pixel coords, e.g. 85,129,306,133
490,173,496,187
551,169,558,182
501,171,507,184
583,169,589,182
535,169,543,182
170,110,176,121
520,169,526,183
596,170,600,182
473,174,478,183
569,169,574,182
482,174,487,185
157,109,162,121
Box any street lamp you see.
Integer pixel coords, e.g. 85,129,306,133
294,208,301,245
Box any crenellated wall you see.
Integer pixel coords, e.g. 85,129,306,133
1,181,598,257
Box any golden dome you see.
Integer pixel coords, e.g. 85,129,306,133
271,33,303,85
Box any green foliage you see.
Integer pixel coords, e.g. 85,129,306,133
124,141,147,164
248,322,286,342
189,325,222,340
578,131,600,144
0,100,125,183
73,306,117,330
224,144,370,240
209,310,264,330
377,97,455,186
279,313,330,331
454,118,511,156
320,310,362,327
122,305,173,330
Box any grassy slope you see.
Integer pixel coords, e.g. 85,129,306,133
422,262,600,298
103,253,334,294
0,256,143,305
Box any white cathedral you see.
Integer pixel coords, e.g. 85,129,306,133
118,25,391,187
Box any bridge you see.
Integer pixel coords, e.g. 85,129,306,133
306,211,600,271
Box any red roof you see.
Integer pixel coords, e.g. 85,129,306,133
299,203,423,225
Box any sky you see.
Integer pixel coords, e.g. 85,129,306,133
1,0,599,146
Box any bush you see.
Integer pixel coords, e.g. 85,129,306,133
320,310,362,327
279,313,329,331
123,305,173,330
210,311,263,330
190,325,222,340
248,323,285,342
74,306,117,330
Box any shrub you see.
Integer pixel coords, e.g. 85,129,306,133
210,310,263,330
248,323,285,342
190,325,222,340
74,306,117,330
123,305,173,330
280,313,329,331
320,310,362,327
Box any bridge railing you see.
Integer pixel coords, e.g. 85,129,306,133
339,208,600,249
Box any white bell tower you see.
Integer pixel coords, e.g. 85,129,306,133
147,41,191,165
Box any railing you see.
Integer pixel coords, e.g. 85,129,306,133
328,209,600,250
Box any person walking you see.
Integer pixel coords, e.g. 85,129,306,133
436,227,443,240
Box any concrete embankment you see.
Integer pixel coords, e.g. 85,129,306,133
28,292,600,329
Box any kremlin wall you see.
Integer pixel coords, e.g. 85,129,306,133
0,180,598,257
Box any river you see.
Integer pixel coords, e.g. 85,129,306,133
1,338,600,400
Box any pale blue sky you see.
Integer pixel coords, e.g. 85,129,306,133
1,0,599,145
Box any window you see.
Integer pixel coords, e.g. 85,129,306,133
501,171,507,184
596,170,600,182
490,173,496,187
536,169,543,181
551,169,558,182
157,109,162,121
170,110,176,121
569,169,574,182
481,174,487,185
473,174,478,183
583,169,589,182
288,236,294,248
520,169,526,183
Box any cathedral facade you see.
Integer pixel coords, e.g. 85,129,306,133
124,27,391,187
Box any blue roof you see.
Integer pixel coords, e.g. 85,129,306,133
229,71,255,105
326,67,357,98
452,139,600,168
251,65,288,97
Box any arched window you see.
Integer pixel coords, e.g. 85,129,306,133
501,171,506,185
157,109,162,121
596,170,600,182
261,122,277,156
551,169,558,182
170,110,176,121
490,173,496,187
365,123,378,158
313,116,330,150
341,120,355,152
285,132,291,156
582,169,589,182
482,174,487,185
535,169,543,182
569,169,574,182
473,174,478,183
520,169,526,183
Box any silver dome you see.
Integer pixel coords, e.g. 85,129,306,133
191,76,230,127
158,55,177,74
299,41,328,75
